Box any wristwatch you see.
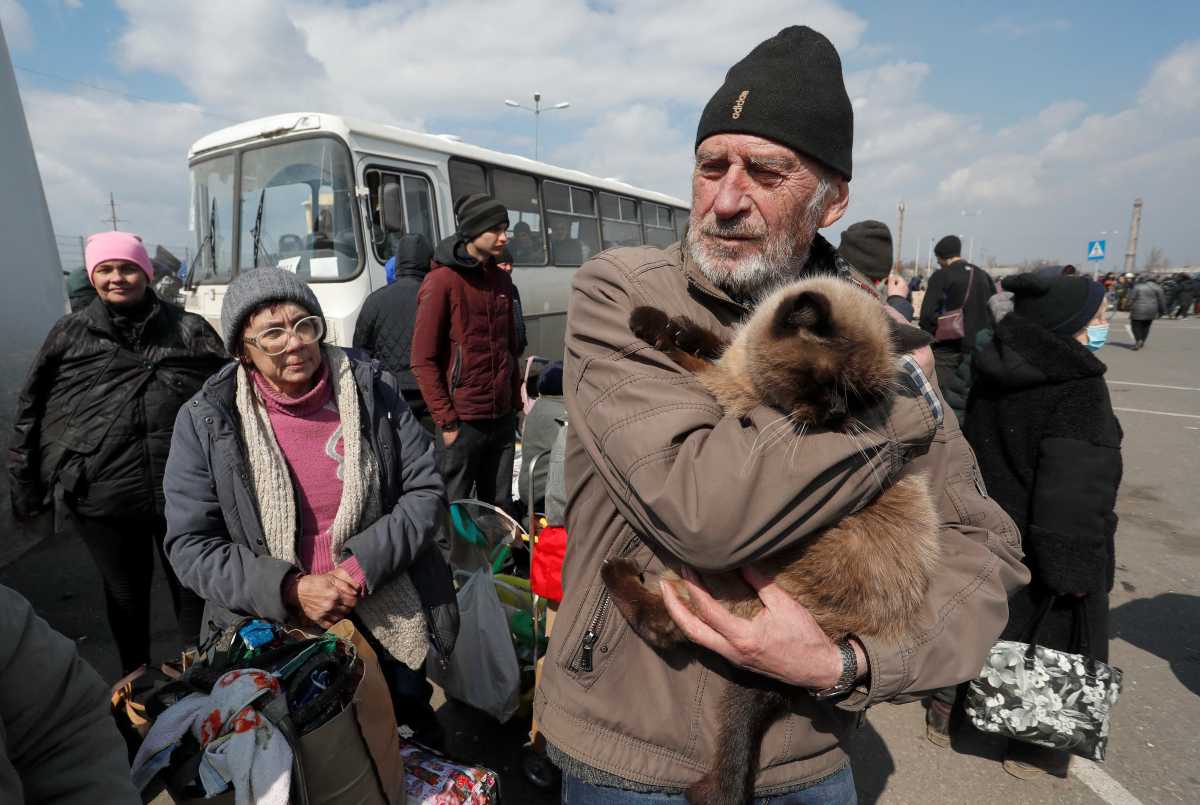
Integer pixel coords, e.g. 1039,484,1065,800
813,638,859,701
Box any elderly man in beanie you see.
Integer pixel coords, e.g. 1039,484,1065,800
411,194,522,511
919,235,997,393
536,26,1027,804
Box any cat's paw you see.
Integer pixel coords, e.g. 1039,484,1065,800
668,316,723,358
601,559,685,649
630,306,672,348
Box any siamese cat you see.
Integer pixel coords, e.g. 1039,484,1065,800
601,275,941,805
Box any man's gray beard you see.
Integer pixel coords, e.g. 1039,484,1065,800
687,205,822,302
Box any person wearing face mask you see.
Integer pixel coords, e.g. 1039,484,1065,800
961,273,1121,780
8,231,228,677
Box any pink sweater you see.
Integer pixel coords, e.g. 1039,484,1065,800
254,368,367,590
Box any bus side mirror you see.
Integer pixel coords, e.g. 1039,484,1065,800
381,183,405,234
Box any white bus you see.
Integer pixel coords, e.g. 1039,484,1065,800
183,112,690,359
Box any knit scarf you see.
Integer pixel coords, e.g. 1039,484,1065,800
236,346,427,669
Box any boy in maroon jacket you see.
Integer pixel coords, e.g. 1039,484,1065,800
411,194,522,509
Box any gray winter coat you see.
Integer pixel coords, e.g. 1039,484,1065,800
163,350,458,660
0,584,140,804
1129,281,1166,321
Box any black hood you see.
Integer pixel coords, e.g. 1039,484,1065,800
973,312,1106,390
393,233,434,277
433,234,490,272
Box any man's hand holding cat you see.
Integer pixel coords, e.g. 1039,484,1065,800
660,566,868,690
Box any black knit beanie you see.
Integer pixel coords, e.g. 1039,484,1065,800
1002,273,1107,336
838,220,892,280
934,235,961,260
455,193,510,239
695,26,853,180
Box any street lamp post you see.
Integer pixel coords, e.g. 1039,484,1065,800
504,92,570,161
961,209,983,264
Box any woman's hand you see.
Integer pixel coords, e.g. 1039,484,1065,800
441,426,460,447
284,571,360,629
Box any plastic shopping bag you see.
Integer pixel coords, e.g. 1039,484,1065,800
429,568,521,723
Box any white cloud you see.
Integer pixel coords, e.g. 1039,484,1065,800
0,0,33,50
983,18,1071,39
18,2,1200,265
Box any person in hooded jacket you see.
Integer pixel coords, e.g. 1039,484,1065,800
354,232,436,430
8,231,228,676
411,194,522,509
963,273,1121,780
1127,275,1166,350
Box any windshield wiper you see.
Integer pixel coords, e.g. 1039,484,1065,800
251,188,267,269
186,199,218,292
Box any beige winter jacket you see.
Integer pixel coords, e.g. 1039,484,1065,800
534,240,1029,795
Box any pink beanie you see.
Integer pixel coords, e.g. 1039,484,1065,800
85,231,155,283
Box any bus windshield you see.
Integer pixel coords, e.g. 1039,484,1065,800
191,135,361,284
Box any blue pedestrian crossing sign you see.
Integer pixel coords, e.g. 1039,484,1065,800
1087,240,1106,261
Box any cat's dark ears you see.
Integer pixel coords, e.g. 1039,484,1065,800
888,319,933,353
772,291,833,338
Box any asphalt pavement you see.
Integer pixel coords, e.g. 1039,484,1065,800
1,311,1195,804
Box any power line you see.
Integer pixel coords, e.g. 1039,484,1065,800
12,64,239,123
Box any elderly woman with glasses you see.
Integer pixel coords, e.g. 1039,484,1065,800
162,267,456,742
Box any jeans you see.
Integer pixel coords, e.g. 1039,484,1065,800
561,765,857,805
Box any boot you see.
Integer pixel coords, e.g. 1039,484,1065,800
1135,339,1145,350
1003,740,1070,780
925,699,952,747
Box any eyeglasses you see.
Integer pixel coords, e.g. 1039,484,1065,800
244,315,324,356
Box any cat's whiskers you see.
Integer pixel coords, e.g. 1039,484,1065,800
844,422,886,492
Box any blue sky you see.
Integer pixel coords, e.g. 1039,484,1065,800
6,0,1200,267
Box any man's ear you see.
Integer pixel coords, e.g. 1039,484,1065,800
888,318,933,353
819,179,850,228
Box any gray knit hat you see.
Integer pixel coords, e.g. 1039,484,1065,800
220,266,324,353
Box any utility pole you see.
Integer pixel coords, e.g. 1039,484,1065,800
894,201,905,272
1123,197,1143,274
104,192,125,230
79,235,86,268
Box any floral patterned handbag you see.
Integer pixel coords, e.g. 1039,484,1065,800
965,596,1123,761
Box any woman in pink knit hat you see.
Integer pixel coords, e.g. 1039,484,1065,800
8,231,228,677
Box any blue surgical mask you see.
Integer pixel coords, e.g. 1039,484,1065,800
1086,323,1109,352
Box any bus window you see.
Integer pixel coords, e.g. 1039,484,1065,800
643,202,676,248
366,169,439,264
449,159,488,203
544,180,599,266
599,191,643,249
190,154,235,284
238,137,360,281
674,207,689,240
493,168,546,265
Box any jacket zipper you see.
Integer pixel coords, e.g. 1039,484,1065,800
574,534,640,673
449,344,462,396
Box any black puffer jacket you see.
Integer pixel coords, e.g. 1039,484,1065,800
965,313,1122,660
353,234,433,398
8,293,228,521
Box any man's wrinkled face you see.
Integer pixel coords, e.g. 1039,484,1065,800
687,133,847,299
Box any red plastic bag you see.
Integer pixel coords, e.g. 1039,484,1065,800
531,526,568,603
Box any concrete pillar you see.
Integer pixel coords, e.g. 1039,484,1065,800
0,23,67,564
